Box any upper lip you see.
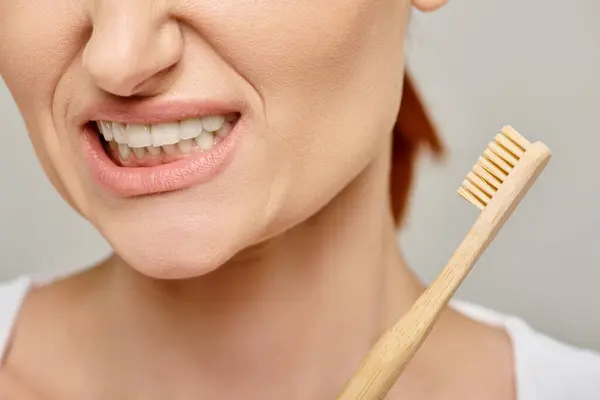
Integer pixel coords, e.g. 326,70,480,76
76,98,244,127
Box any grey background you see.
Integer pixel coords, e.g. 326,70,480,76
1,0,599,349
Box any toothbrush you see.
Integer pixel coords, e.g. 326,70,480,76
336,126,551,400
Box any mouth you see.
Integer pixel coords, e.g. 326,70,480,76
81,106,242,197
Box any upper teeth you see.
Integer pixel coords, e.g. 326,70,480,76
97,115,229,148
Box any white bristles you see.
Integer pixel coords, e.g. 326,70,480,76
458,126,532,210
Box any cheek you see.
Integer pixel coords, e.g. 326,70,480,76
0,1,90,214
191,0,409,221
190,0,408,97
0,1,86,109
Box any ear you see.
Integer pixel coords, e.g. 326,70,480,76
412,0,447,12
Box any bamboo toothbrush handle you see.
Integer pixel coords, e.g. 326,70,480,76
336,141,551,400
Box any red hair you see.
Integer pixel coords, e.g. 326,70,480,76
390,72,443,226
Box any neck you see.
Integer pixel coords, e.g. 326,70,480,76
97,148,432,398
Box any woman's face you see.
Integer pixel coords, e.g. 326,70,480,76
0,0,442,278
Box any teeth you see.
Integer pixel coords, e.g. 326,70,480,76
98,121,113,141
195,131,215,151
133,147,146,159
113,123,128,144
118,143,131,160
162,144,178,155
98,114,235,160
177,139,194,154
202,115,225,132
151,122,180,146
147,146,161,156
127,125,152,148
179,119,204,140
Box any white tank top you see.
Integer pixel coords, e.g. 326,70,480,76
1,276,599,398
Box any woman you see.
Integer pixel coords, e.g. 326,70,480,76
1,0,599,398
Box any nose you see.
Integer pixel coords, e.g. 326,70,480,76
82,1,183,97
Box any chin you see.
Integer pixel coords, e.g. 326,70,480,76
107,226,240,280
95,197,267,280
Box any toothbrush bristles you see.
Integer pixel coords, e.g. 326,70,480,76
458,126,532,210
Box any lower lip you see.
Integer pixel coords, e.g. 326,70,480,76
81,121,242,197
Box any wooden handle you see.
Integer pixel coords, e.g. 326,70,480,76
336,142,551,400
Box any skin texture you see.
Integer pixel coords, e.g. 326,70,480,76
0,0,515,398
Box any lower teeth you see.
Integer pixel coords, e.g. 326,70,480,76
103,128,227,162
148,146,161,156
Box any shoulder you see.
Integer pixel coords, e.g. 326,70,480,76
0,277,32,363
454,300,600,400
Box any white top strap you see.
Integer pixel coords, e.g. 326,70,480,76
0,276,31,362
